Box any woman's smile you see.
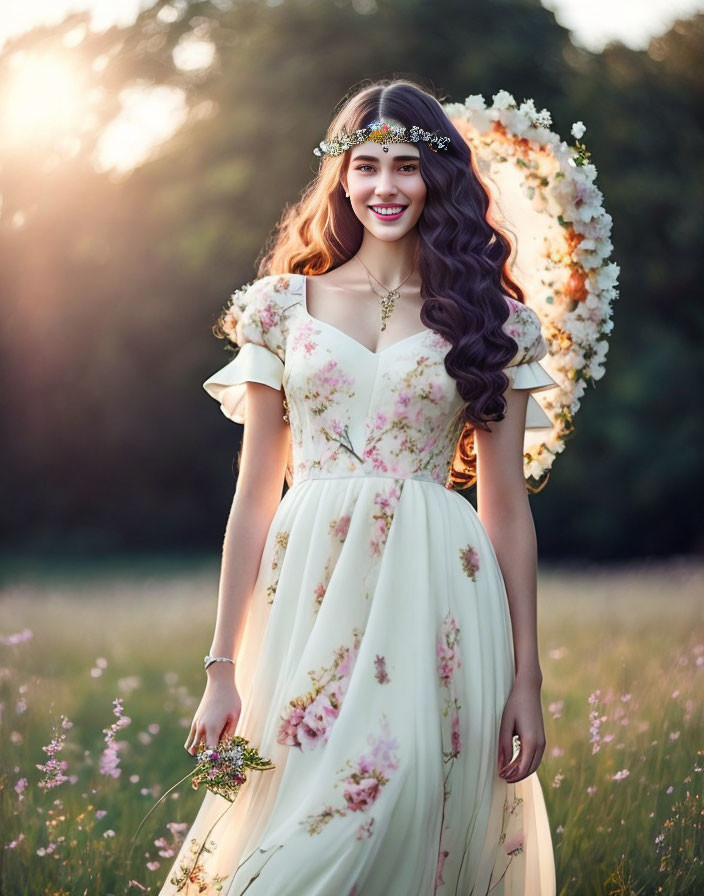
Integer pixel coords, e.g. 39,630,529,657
368,203,409,221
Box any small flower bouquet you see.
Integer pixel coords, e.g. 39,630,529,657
131,735,275,868
190,735,275,802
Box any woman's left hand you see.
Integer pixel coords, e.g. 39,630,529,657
497,674,546,783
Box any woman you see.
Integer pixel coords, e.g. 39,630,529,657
160,77,558,895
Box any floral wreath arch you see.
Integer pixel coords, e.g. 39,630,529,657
442,91,619,485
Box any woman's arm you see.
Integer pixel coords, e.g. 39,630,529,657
475,386,542,681
184,381,290,754
474,385,546,781
209,382,290,660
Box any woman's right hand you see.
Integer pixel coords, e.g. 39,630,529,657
184,663,242,756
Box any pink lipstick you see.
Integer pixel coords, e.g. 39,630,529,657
368,204,408,222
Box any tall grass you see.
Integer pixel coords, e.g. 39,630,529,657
1,557,702,895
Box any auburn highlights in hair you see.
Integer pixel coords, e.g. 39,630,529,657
254,77,527,490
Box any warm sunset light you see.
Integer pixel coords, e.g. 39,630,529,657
0,51,87,147
0,1,701,893
0,48,189,176
93,84,188,176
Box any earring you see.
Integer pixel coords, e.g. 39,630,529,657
345,192,350,198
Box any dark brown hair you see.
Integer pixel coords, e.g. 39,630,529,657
256,77,525,489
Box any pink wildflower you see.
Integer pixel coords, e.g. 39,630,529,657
14,778,27,801
6,833,25,849
36,716,72,789
0,629,33,646
100,698,132,779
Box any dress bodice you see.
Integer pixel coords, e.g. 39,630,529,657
203,273,558,488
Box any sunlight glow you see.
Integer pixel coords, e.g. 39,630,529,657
0,51,87,147
543,0,704,50
0,47,190,176
172,36,216,71
93,83,188,176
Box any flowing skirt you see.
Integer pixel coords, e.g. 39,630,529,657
159,475,556,895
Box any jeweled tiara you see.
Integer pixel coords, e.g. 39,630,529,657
313,119,451,157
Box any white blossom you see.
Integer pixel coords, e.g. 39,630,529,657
463,94,486,111
446,91,618,482
469,109,493,134
519,98,538,120
534,108,552,129
492,90,516,110
510,111,534,138
527,460,544,479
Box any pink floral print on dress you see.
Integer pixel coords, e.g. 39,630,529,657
369,483,402,557
313,512,353,612
374,655,390,684
301,716,400,840
503,295,548,365
436,612,461,691
434,611,464,892
218,274,550,490
191,273,558,895
277,631,362,751
266,530,290,604
459,543,480,582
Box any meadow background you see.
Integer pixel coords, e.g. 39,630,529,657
1,0,703,893
2,559,702,894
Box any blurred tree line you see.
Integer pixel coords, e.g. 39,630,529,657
0,0,702,561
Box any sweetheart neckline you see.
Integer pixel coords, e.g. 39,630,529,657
299,273,432,358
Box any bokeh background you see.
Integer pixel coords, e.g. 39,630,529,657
1,2,702,894
1,0,703,562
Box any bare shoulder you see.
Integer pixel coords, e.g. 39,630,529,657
310,262,360,289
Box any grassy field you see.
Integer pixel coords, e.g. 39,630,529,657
1,555,702,895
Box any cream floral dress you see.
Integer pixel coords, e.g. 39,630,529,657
159,273,558,896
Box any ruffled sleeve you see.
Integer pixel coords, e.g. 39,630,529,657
202,276,287,424
502,296,559,430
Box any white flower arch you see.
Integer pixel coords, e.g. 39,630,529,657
442,91,619,484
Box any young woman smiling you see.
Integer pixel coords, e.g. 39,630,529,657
161,76,557,896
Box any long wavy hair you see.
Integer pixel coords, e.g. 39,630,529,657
255,77,527,490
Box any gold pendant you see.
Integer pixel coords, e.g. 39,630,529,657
380,289,398,331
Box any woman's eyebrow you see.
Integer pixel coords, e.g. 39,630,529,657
351,154,420,162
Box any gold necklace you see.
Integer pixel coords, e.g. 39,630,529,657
355,254,415,331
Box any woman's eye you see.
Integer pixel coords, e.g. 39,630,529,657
355,164,418,173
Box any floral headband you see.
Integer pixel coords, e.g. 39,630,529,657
313,119,451,157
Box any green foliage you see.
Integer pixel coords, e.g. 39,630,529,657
0,1,702,559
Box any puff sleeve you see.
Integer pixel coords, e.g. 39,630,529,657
502,296,559,429
202,276,287,424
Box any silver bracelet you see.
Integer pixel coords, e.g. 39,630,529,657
203,655,235,671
